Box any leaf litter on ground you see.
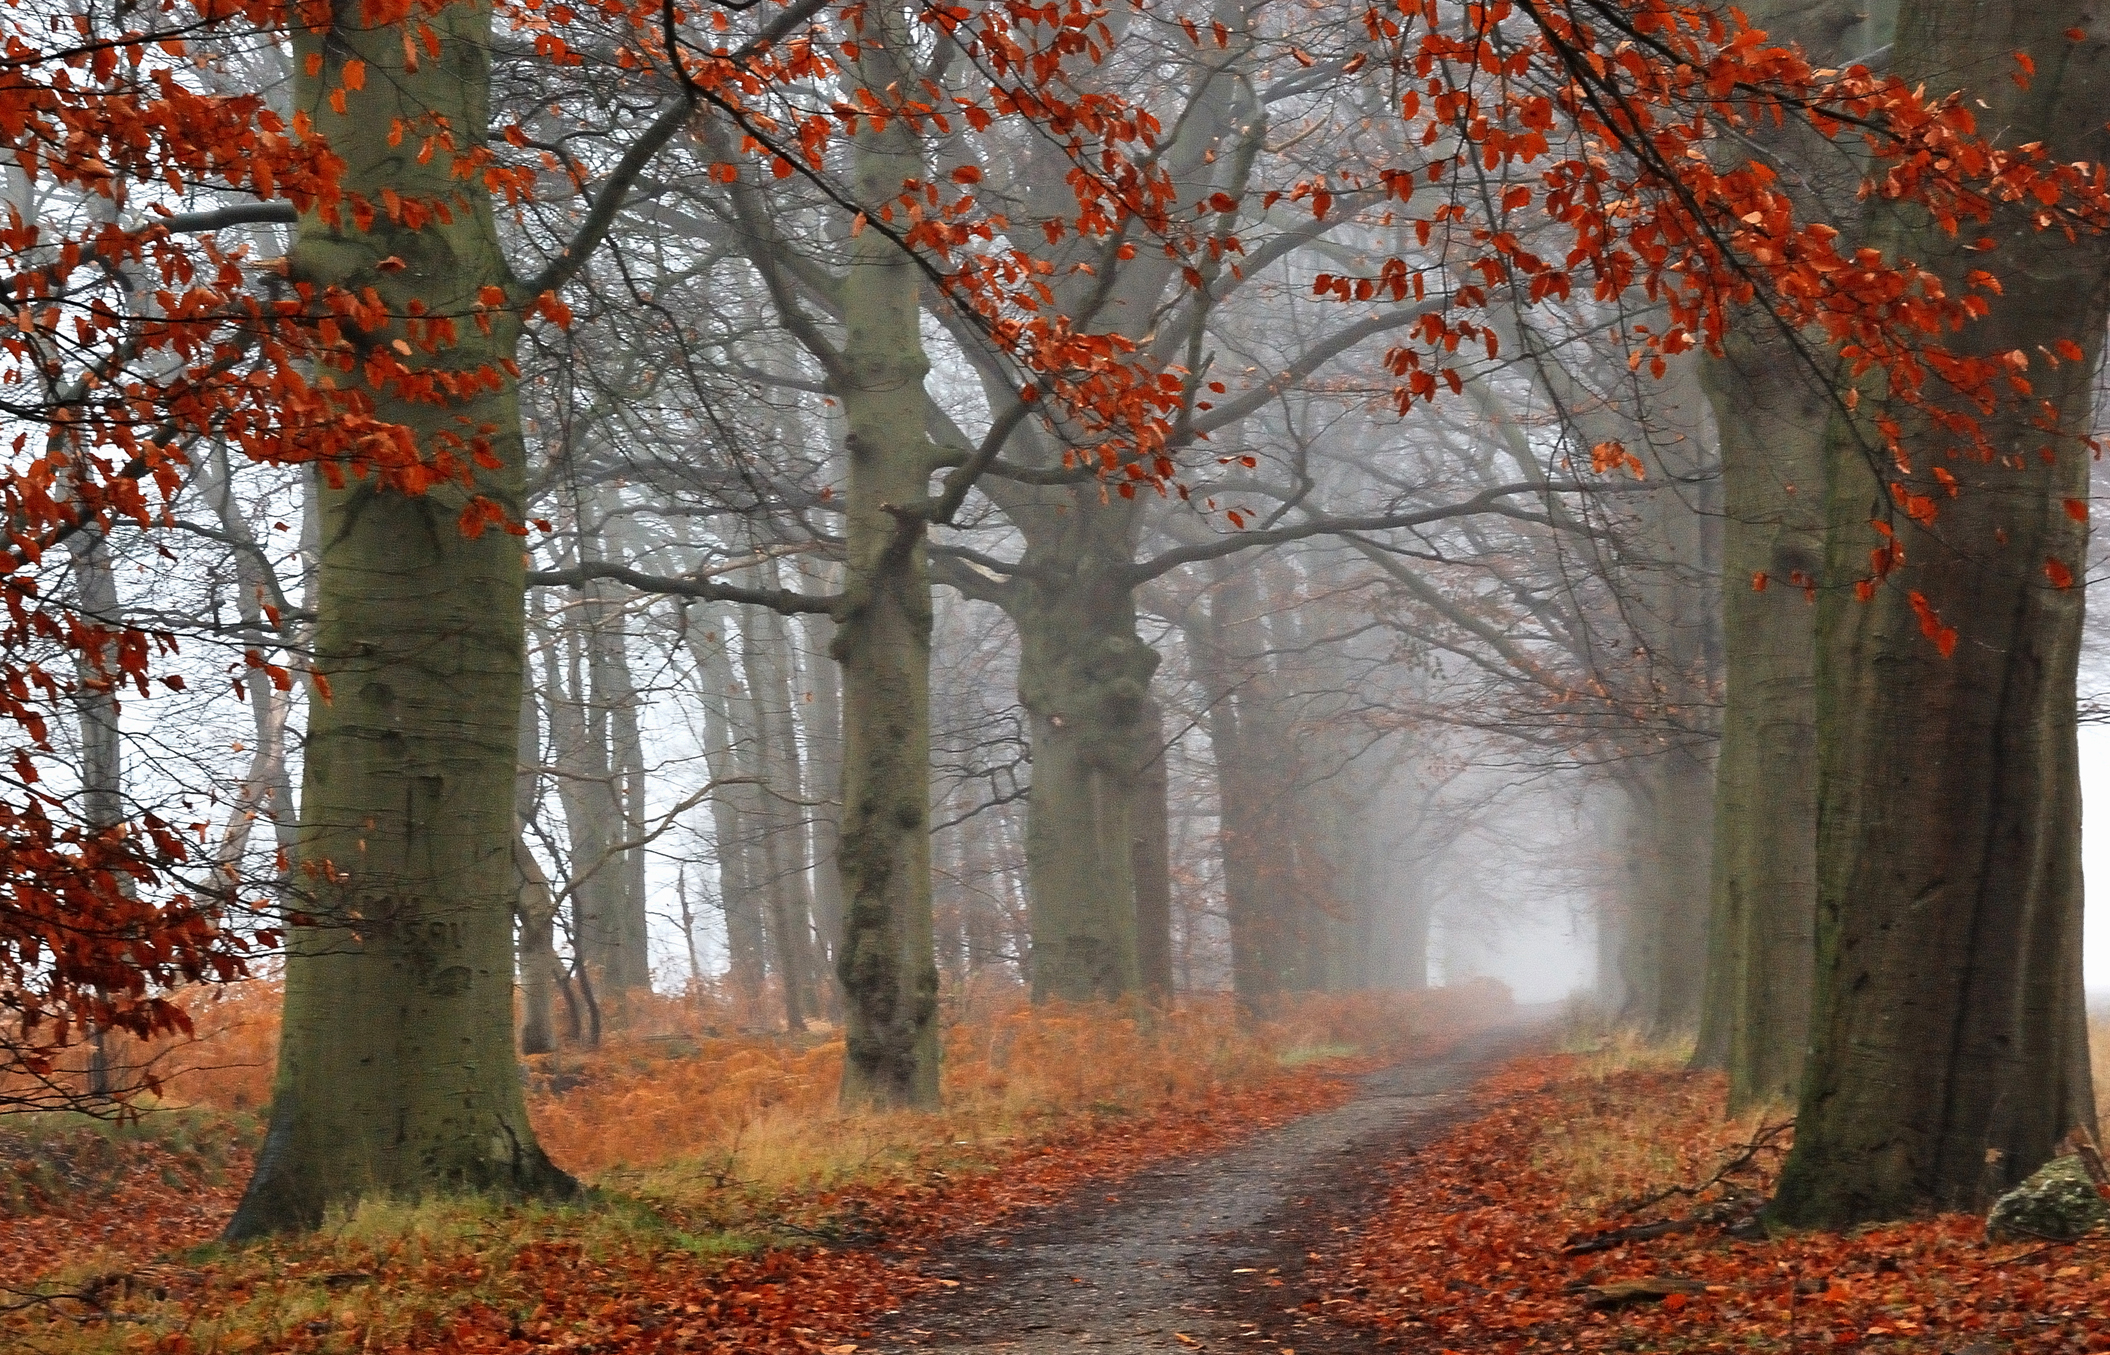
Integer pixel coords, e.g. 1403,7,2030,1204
1310,1051,2110,1354
1,983,1509,1354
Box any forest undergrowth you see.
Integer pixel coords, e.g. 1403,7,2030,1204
1315,1019,2110,1354
0,980,1508,1354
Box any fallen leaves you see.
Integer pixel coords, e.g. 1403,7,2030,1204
1313,1054,2110,1353
2,987,1512,1355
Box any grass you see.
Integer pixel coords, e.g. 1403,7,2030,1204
0,983,1516,1355
1528,1063,1778,1216
2093,1012,2110,1131
522,984,1512,1216
0,1105,258,1216
1533,1009,1783,1216
1277,1043,1361,1067
36,1194,756,1355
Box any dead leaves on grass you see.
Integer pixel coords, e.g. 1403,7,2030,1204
1317,1056,2110,1353
3,990,1505,1355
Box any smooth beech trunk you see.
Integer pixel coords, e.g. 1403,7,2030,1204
832,6,940,1106
227,0,573,1236
1131,696,1175,1001
1689,0,1886,1109
1014,516,1157,1002
1770,0,2110,1226
686,613,767,1007
1692,332,1827,1108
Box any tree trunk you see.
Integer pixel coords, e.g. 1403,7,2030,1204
1690,0,1888,1106
589,571,653,995
1770,0,2110,1226
799,570,846,1015
543,596,626,1004
1014,540,1157,1002
514,686,561,1056
1615,750,1714,1037
740,582,817,1030
684,611,766,1007
1189,564,1288,1012
571,559,650,997
1131,696,1175,1001
1692,333,1827,1104
833,6,941,1104
513,833,564,1056
227,0,573,1236
66,523,125,1100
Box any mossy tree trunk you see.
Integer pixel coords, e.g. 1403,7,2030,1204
1690,0,1888,1109
226,0,574,1237
832,4,941,1106
1693,332,1828,1106
1013,504,1158,1002
1770,0,2110,1226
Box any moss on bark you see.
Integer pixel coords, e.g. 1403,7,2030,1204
226,0,573,1237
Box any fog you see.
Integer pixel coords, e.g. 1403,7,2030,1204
1446,722,2110,1006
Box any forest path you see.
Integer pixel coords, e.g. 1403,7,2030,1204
873,1011,1552,1355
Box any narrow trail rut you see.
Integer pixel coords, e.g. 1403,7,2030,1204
875,1017,1548,1355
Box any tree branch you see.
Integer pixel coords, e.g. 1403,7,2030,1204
519,0,835,302
528,559,838,615
1127,481,1625,585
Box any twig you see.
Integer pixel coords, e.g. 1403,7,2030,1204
2062,1126,2110,1190
1613,1119,1794,1217
1564,1213,1715,1256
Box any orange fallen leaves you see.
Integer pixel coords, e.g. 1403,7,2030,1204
0,1120,249,1295
4,985,1511,1355
1317,1055,2110,1353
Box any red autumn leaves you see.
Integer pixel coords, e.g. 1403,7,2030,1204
1314,1056,2110,1353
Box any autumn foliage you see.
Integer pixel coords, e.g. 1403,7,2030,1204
2,0,2106,1121
0,984,1508,1352
1318,1049,2110,1353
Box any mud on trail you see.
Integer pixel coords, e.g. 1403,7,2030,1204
874,1019,1548,1355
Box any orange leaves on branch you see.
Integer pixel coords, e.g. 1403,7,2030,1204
1589,440,1645,479
1280,0,2110,546
1909,590,1959,657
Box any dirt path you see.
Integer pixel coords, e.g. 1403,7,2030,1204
875,1016,1549,1355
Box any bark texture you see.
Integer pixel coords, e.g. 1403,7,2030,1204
832,5,941,1106
1771,0,2110,1226
1015,518,1157,1002
227,0,573,1236
1694,330,1827,1105
1690,0,1888,1108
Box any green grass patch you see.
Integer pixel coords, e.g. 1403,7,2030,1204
1276,1043,1360,1067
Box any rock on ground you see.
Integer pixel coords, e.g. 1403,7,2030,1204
1986,1154,2110,1241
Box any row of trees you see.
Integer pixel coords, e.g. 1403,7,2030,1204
1,0,2104,1237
